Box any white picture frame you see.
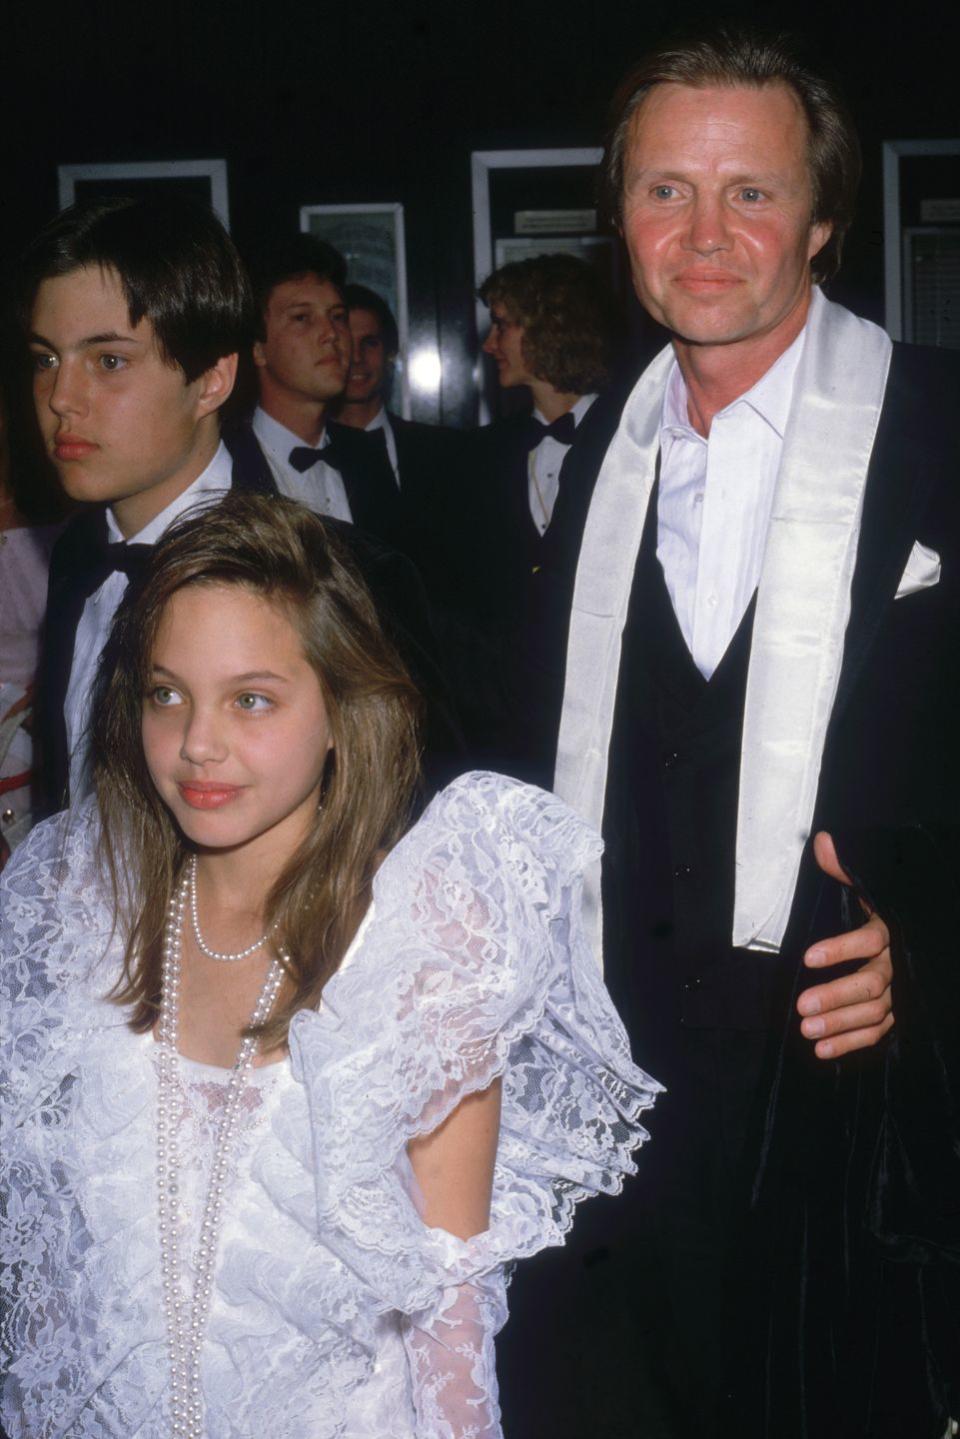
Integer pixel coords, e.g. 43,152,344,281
57,159,230,229
882,138,960,341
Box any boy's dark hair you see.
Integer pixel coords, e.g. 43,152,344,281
248,234,348,341
479,253,618,395
18,196,254,382
601,24,861,284
343,284,400,357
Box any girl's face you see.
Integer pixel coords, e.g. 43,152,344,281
142,583,332,864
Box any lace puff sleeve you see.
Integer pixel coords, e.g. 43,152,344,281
284,772,662,1437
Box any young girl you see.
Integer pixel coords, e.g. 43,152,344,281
1,494,660,1438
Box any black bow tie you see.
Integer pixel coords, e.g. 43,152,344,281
78,540,153,601
522,412,578,451
289,444,339,474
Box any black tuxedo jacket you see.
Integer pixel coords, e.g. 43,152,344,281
35,432,465,814
728,340,960,1436
384,414,472,604
230,416,404,548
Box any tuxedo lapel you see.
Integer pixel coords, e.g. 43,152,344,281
221,422,280,495
832,345,947,720
325,420,402,540
35,508,109,814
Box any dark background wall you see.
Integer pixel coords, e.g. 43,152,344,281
4,0,958,430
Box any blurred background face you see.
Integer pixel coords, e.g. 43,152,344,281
345,307,391,405
620,82,830,351
482,300,536,388
253,274,351,403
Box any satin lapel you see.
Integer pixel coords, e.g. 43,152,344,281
554,343,674,962
734,292,893,950
36,509,109,811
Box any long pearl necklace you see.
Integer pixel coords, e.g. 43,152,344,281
188,855,273,962
157,868,284,1437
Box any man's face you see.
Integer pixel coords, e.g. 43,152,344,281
482,300,536,388
620,82,832,351
344,308,391,405
253,274,350,403
29,265,217,511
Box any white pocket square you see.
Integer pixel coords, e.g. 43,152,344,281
895,540,941,599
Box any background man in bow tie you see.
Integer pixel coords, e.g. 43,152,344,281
477,252,621,576
454,254,631,765
239,235,402,549
499,25,959,1439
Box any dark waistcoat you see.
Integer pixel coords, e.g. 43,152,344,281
600,493,789,1073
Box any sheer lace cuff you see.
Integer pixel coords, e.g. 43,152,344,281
402,1271,507,1439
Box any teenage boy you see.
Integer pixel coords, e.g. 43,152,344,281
23,195,258,810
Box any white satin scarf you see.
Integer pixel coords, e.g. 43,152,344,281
554,289,893,964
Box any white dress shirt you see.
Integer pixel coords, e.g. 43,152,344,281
364,405,400,483
64,442,233,801
657,328,806,678
252,406,353,521
527,393,597,535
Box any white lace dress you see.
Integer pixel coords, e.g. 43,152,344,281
1,772,662,1438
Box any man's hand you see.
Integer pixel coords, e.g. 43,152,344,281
796,831,894,1059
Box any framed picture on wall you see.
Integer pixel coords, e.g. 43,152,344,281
883,139,960,347
300,202,410,417
57,160,230,228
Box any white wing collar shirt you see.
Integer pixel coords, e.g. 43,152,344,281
64,441,234,801
528,392,598,536
252,405,353,521
657,327,806,679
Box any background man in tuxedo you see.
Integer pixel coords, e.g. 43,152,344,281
243,237,402,549
476,252,621,579
332,282,469,595
22,196,255,809
501,26,958,1439
456,255,631,766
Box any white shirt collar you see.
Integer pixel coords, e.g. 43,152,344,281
105,440,233,546
662,321,808,443
532,392,598,429
253,404,329,460
364,404,389,434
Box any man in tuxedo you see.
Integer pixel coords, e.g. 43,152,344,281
22,201,461,812
476,252,621,588
243,238,403,548
500,26,958,1439
457,255,629,764
331,282,469,598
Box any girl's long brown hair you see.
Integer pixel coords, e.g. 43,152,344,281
91,493,422,1050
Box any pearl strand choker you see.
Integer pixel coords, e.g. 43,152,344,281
157,868,284,1437
188,855,273,962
